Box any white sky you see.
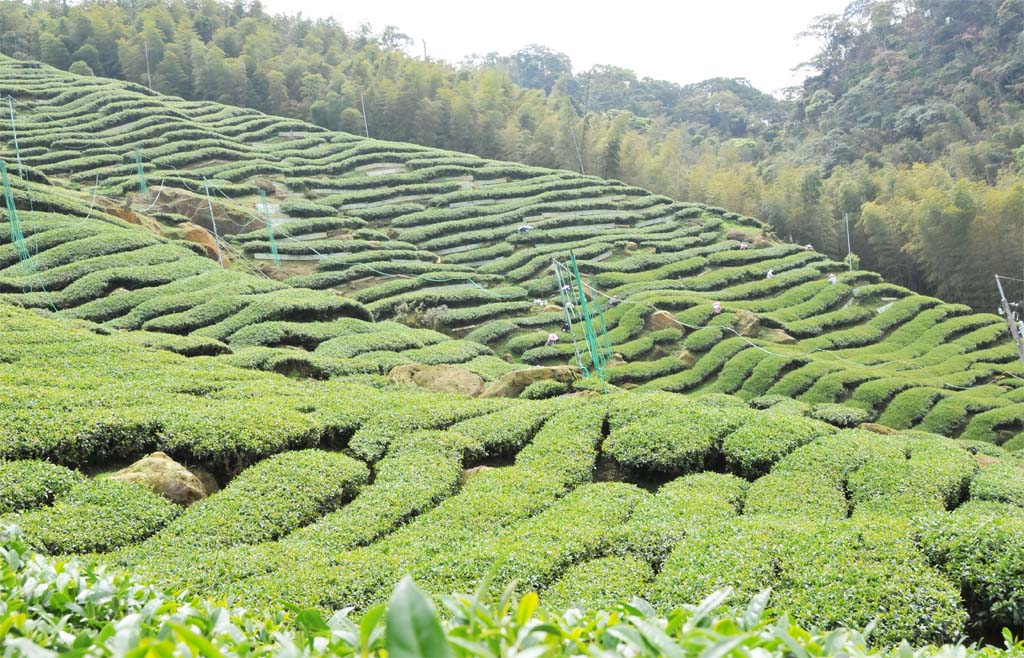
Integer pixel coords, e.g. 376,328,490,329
259,0,851,96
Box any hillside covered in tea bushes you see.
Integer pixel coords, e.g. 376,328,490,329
0,54,1023,653
2,56,1024,440
6,0,1024,313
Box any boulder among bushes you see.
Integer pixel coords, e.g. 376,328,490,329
109,451,207,506
480,366,580,398
388,363,485,397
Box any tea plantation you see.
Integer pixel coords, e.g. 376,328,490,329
2,55,1024,654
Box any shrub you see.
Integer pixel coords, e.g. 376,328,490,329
314,328,443,358
849,436,976,516
651,517,967,646
915,505,1024,637
399,339,493,365
721,415,833,478
683,326,722,352
10,479,180,554
625,472,747,564
458,355,524,381
878,387,950,430
348,393,500,461
193,289,371,341
520,379,570,399
969,463,1024,508
279,198,337,217
489,482,646,592
449,400,559,457
287,431,464,552
541,555,653,612
605,401,748,475
706,347,768,394
237,405,607,610
0,460,85,514
808,403,872,427
4,524,985,658
135,449,368,553
118,330,230,356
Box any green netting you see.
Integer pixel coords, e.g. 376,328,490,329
5,97,24,179
202,177,224,268
134,149,147,194
259,190,281,267
0,160,31,269
554,261,588,378
571,252,608,392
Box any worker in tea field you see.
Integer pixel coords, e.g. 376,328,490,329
766,269,775,279
828,273,837,285
712,301,722,314
546,332,559,347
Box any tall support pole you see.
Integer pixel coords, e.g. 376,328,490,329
844,211,853,272
996,275,1024,368
569,119,585,175
359,89,370,137
143,42,153,89
203,177,224,268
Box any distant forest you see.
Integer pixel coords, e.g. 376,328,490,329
2,0,1024,310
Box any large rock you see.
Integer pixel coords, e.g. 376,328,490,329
480,365,580,398
858,422,900,436
677,350,699,368
109,452,207,505
388,363,485,397
761,328,797,345
180,222,230,265
647,310,682,331
735,310,760,337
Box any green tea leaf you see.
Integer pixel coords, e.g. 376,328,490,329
385,576,453,658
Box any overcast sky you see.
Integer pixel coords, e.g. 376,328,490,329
259,0,850,96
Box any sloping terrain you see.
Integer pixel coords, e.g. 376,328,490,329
1,56,1024,648
1,57,1022,442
